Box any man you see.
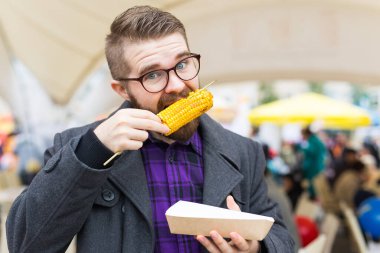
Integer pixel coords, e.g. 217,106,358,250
300,127,326,200
6,6,294,253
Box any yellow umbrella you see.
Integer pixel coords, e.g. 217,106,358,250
249,92,371,129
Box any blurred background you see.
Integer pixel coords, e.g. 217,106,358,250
1,0,380,252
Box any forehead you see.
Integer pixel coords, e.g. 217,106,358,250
124,33,189,74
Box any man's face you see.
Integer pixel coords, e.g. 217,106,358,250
120,33,200,141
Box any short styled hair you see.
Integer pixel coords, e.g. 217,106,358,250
105,6,188,79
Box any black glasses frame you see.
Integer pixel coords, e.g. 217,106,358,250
116,53,201,93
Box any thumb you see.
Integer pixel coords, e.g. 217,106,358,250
226,195,241,211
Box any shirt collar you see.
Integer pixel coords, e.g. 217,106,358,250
147,130,202,156
188,130,202,156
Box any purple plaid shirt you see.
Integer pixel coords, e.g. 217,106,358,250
141,131,204,253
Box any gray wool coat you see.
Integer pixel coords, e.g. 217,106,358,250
6,102,294,253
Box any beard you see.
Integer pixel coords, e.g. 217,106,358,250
127,87,200,142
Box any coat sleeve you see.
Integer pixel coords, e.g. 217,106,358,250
6,133,112,253
249,141,295,253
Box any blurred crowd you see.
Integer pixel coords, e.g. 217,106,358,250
251,125,380,250
0,132,43,187
257,126,380,211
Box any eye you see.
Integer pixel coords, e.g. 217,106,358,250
176,60,188,70
144,71,162,80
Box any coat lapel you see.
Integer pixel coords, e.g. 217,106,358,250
200,115,244,207
108,150,153,229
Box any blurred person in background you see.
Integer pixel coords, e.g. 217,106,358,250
354,154,380,209
14,137,43,185
0,133,18,172
315,147,362,213
6,6,293,253
362,137,380,169
330,147,358,187
280,141,298,172
299,126,326,200
331,132,349,160
333,160,366,209
283,172,304,210
315,130,335,179
250,125,262,143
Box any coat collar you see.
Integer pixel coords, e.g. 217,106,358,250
108,102,244,231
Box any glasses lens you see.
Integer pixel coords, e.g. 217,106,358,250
175,56,200,81
142,70,167,92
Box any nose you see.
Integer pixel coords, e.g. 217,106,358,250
164,69,186,94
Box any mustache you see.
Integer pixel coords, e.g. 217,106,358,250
157,88,192,112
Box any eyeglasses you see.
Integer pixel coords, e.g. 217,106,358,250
116,54,201,93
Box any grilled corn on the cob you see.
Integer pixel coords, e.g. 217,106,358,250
157,89,213,136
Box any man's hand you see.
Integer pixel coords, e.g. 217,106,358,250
94,109,169,152
196,196,261,253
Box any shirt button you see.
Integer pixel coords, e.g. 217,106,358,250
121,205,126,213
168,156,174,163
102,189,115,202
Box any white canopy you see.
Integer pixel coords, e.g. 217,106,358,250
1,0,380,105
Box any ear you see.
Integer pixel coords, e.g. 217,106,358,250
111,80,130,100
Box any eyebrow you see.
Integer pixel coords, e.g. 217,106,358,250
138,51,191,76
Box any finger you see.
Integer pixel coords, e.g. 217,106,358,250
210,231,233,253
119,139,143,150
121,109,162,122
128,118,169,134
230,232,250,251
124,128,149,142
116,109,169,133
196,235,221,253
226,195,240,211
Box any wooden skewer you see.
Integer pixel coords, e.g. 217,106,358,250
199,80,216,91
103,151,122,166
